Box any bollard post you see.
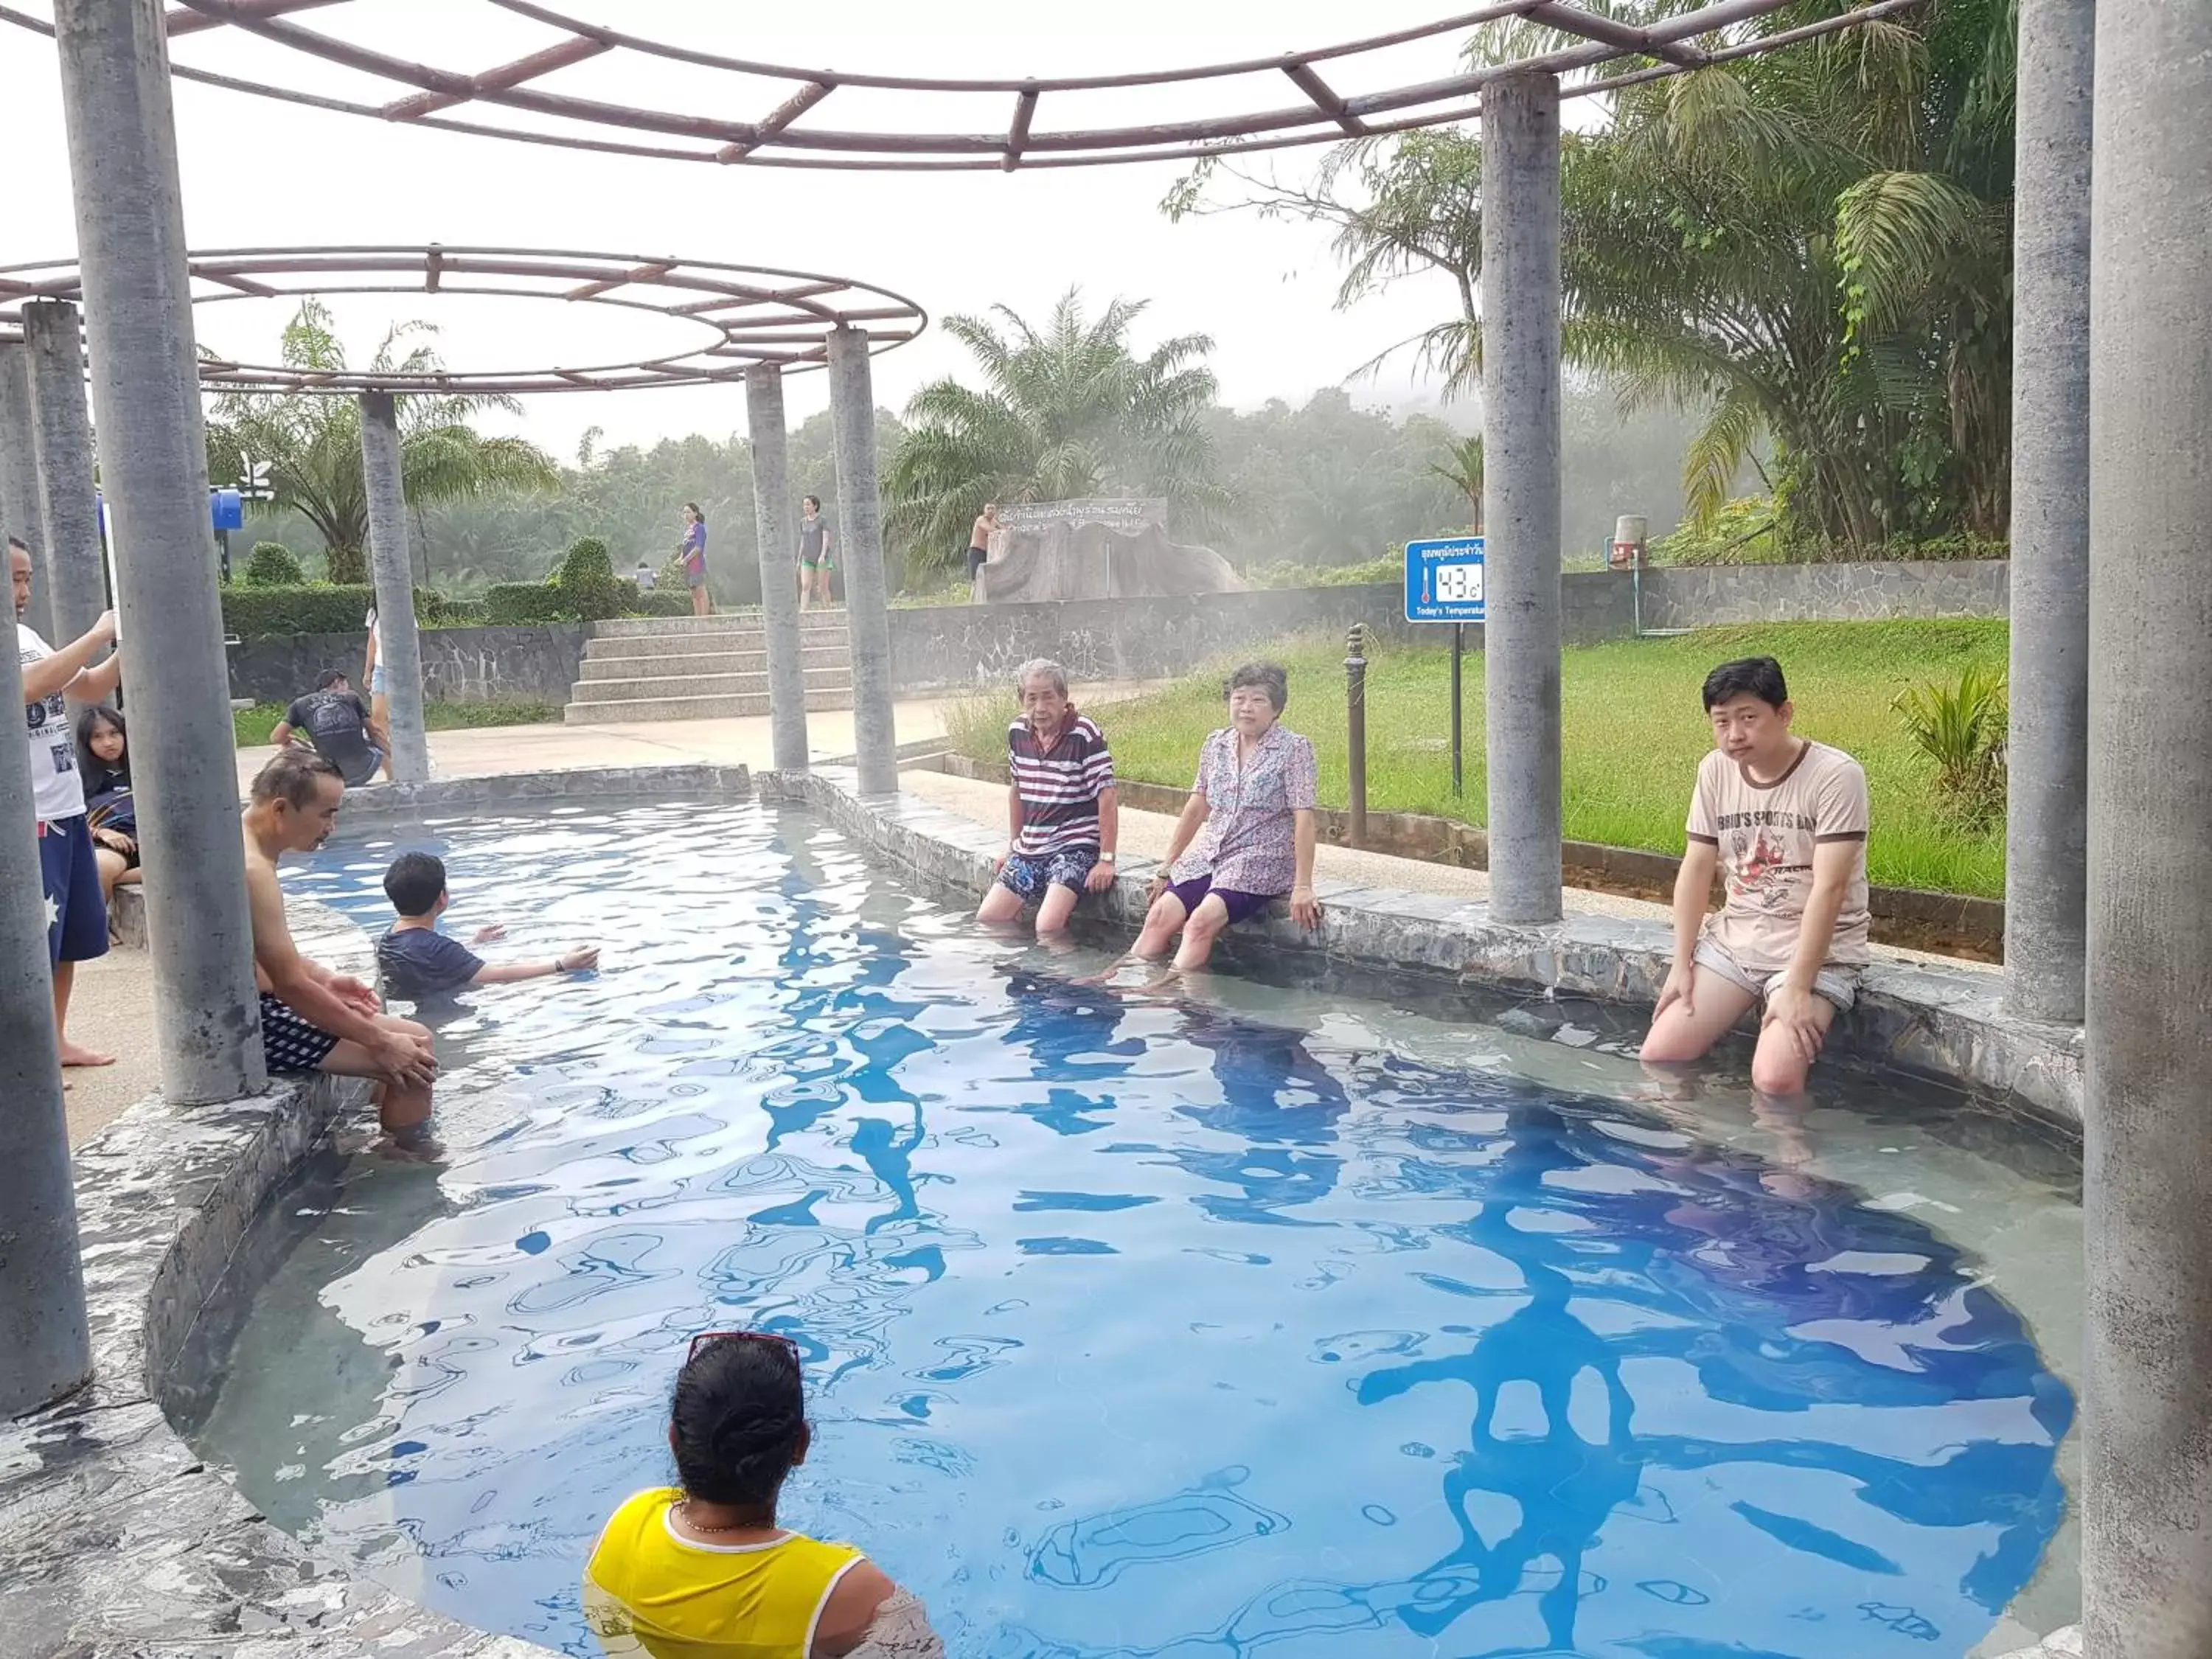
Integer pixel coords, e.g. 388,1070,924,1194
1346,623,1368,850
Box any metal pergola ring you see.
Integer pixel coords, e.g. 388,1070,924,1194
0,245,925,393
0,0,1925,171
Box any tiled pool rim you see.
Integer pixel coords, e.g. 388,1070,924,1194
0,762,2081,1659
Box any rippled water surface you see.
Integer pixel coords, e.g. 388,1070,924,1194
194,799,2081,1658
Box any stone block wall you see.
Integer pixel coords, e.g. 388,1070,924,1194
1636,560,2009,629
888,577,1634,694
226,625,587,707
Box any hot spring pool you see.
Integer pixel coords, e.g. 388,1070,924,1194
188,798,2082,1658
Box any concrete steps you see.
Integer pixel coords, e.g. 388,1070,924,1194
564,686,857,725
563,613,856,726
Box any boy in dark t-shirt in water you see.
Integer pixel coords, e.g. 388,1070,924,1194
377,852,600,999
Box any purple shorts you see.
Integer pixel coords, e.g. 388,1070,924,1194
1167,875,1277,930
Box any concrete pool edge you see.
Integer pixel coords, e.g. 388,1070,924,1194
0,896,557,1658
764,765,2086,1129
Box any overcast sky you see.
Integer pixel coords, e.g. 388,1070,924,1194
5,0,1486,461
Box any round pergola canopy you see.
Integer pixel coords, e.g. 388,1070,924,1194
0,0,1924,170
0,245,925,392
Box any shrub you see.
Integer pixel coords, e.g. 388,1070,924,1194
1893,664,2008,831
484,582,576,626
554,536,625,622
222,584,378,638
1244,553,1405,589
243,541,305,587
627,585,693,617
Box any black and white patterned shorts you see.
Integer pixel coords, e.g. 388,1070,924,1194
260,992,341,1075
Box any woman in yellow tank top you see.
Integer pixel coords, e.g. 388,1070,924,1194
584,1332,942,1659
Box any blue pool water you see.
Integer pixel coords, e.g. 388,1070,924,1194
194,799,2076,1658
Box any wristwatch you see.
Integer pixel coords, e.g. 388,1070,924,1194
1098,851,1116,863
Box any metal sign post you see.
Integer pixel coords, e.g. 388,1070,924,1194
1405,535,1486,799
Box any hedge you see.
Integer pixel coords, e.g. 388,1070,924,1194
485,577,690,625
221,583,474,638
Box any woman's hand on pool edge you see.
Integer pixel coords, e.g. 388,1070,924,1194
1291,884,1322,929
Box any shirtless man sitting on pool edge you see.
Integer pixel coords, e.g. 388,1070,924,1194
243,748,442,1155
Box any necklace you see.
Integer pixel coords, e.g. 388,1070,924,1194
682,1500,772,1535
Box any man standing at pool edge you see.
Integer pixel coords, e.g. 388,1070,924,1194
1640,655,1871,1096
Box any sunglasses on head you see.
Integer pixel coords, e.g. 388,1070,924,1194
686,1329,802,1365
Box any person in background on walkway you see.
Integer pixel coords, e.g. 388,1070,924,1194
967,501,1001,593
1639,655,1871,1097
272,669,385,788
361,608,393,780
243,748,441,1156
377,850,600,999
585,1331,943,1659
75,704,141,924
1133,661,1323,973
14,535,123,1068
635,559,658,593
975,658,1119,940
799,495,835,611
681,503,712,617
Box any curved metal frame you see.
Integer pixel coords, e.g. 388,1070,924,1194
0,0,1924,171
0,245,925,392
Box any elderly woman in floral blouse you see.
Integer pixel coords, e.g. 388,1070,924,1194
1134,661,1324,973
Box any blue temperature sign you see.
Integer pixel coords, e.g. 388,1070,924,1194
1405,535,1486,623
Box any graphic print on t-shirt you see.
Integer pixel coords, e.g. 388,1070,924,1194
1687,740,1872,973
19,623,84,822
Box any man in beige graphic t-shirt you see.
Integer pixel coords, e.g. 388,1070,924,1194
1641,655,1871,1096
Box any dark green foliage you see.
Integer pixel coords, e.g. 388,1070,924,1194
243,542,305,588
322,546,369,585
221,584,378,638
554,536,625,622
483,582,577,627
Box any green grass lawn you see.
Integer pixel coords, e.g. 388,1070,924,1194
233,700,562,748
953,619,2009,898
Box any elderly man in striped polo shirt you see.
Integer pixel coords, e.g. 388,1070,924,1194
976,658,1120,937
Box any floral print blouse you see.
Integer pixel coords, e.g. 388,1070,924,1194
1172,723,1320,896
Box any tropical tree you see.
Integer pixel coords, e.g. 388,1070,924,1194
1430,434,1485,533
1169,0,2018,556
884,290,1226,571
204,299,559,583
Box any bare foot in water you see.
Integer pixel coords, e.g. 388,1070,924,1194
60,1042,116,1068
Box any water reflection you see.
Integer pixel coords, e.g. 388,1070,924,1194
193,802,2072,1659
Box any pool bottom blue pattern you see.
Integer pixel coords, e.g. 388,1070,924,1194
220,802,2068,1659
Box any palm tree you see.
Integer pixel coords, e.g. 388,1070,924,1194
884,290,1227,571
205,299,559,584
1429,434,1484,533
1172,0,2017,555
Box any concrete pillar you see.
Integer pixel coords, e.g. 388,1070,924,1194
745,364,810,773
358,392,428,783
1480,72,1565,925
0,342,56,644
52,0,262,1104
2084,0,2212,1649
827,325,897,795
2003,0,2094,1026
0,611,93,1416
24,300,110,650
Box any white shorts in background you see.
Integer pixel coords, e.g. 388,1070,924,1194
1694,936,1860,1012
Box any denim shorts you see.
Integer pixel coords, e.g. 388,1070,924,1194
998,847,1099,900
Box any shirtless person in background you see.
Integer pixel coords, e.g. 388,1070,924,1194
243,747,442,1156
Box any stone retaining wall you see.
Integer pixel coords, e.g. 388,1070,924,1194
1636,559,2009,629
888,561,2012,694
227,625,586,708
